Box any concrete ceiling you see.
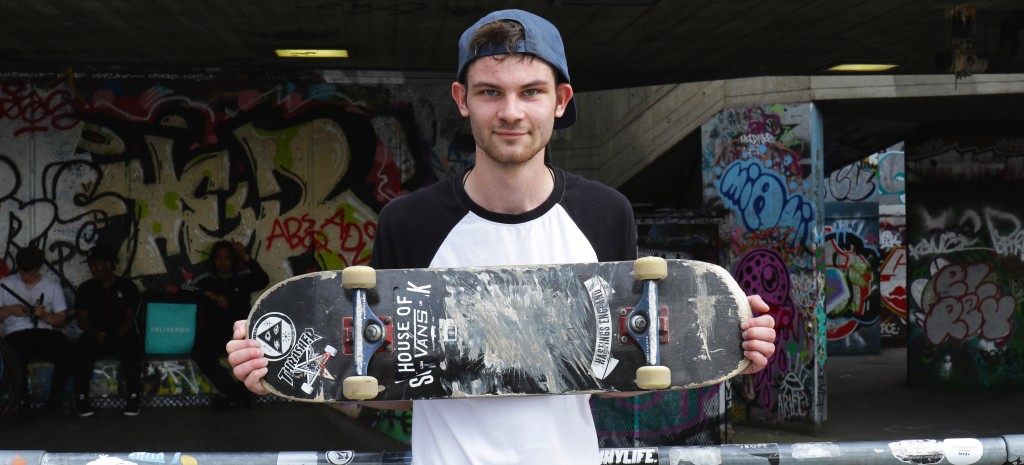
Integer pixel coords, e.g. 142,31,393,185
2,0,1023,92
2,0,1023,207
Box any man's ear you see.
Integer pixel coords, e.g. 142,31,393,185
554,82,573,118
451,82,470,117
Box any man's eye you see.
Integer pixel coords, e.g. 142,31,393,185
481,89,499,96
523,89,540,97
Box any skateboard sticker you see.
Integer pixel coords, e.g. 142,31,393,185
325,451,355,465
392,282,440,389
586,276,619,379
252,312,297,361
277,327,337,393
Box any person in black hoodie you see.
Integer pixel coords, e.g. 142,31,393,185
182,241,268,410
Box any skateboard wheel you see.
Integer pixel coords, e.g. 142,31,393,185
635,366,671,390
344,376,380,400
325,344,338,356
301,382,314,394
634,257,667,280
342,266,376,289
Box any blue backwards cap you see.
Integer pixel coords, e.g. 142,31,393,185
457,9,577,130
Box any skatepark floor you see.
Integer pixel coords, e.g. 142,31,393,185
2,348,1022,452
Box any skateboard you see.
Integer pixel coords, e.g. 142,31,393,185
247,257,752,401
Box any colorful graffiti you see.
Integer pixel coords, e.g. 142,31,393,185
906,130,1024,389
701,103,825,430
0,69,469,292
822,221,880,352
0,67,472,440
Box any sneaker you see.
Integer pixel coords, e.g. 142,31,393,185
123,393,141,416
75,394,94,417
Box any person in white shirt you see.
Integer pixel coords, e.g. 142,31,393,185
0,246,71,422
226,9,777,464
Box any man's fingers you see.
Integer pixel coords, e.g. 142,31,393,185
232,320,249,340
741,349,770,375
244,367,271,395
740,314,775,331
746,294,769,314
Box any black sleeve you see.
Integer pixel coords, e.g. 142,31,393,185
370,177,469,270
238,260,270,292
559,171,638,262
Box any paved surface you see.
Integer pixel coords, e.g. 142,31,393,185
2,348,1021,452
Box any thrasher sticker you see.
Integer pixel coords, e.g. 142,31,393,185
252,312,297,361
586,276,619,379
277,328,328,387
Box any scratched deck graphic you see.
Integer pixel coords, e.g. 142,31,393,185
248,259,752,402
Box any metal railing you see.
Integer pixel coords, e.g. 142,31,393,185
3,435,1022,465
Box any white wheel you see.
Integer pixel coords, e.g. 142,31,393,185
342,266,376,289
344,376,379,400
301,382,314,394
635,366,671,390
324,344,338,356
634,257,668,280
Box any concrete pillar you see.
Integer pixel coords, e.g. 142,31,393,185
700,103,827,433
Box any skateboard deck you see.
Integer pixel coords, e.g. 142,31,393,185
247,258,751,402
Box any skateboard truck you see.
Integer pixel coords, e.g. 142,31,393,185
341,266,385,400
628,257,671,390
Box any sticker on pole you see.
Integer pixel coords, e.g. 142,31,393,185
943,438,983,465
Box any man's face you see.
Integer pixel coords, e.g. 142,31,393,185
213,247,235,276
17,269,41,285
452,55,573,166
88,259,114,281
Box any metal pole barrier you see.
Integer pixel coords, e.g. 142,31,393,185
2,435,1022,465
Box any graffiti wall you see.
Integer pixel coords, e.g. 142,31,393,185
824,156,881,355
905,127,1024,389
0,67,472,295
878,145,908,345
701,103,826,432
0,65,473,440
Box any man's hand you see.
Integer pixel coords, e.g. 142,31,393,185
205,291,229,309
740,294,776,375
226,319,270,395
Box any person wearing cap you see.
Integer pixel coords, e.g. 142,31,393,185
0,246,72,423
72,245,143,417
226,9,776,464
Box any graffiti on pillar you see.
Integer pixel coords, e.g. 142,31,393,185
823,220,881,354
877,147,906,207
879,219,908,343
702,103,825,429
825,159,877,203
907,128,1024,389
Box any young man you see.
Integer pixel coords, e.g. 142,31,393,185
0,246,72,422
227,9,776,464
183,241,268,410
73,245,143,416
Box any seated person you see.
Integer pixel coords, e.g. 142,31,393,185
181,241,268,410
0,246,71,422
73,245,143,417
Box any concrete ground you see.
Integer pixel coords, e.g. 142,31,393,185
2,348,1021,452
